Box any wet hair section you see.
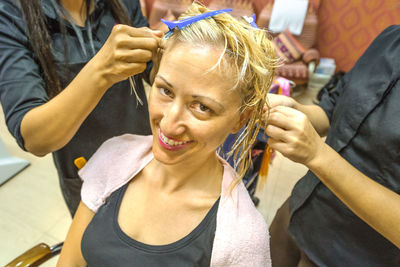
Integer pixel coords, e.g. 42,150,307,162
161,2,279,186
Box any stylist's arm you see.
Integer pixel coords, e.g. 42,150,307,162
264,101,400,248
20,26,162,156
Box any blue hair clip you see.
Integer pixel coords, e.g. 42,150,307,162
161,8,233,38
242,14,258,29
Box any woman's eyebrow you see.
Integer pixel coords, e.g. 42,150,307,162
156,75,225,112
156,75,174,88
192,95,225,112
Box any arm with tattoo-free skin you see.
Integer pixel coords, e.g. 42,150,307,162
57,202,94,266
264,94,400,248
21,25,162,156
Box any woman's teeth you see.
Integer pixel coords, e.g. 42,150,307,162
160,132,188,146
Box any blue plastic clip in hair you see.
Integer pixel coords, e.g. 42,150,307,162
242,14,258,29
161,8,233,38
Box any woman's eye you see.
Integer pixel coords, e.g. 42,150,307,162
192,102,213,114
160,88,173,98
199,103,210,112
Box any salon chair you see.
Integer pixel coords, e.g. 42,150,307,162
5,242,63,267
5,158,88,267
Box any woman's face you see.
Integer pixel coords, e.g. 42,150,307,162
148,42,247,166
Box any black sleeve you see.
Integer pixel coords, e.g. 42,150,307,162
0,1,48,150
121,0,149,28
318,25,400,122
317,71,348,122
131,0,149,28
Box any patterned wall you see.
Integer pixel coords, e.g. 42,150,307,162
144,0,399,72
317,0,400,72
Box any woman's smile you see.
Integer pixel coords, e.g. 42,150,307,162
158,128,193,151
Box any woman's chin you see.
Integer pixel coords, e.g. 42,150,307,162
151,135,217,167
151,142,188,166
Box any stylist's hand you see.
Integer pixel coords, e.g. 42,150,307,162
266,93,297,109
92,25,163,86
265,106,325,166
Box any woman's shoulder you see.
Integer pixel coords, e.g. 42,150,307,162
79,134,153,212
79,134,153,180
94,134,153,154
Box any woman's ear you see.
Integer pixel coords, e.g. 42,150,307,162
232,108,252,133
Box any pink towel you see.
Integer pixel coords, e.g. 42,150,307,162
79,134,271,266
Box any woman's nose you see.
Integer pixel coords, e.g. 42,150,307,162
161,101,186,136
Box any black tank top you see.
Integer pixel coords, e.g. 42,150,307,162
81,183,219,266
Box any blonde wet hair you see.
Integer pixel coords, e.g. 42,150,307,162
163,2,278,187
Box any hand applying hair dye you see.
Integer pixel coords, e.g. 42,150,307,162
0,0,159,218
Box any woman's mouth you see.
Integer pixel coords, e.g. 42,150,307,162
158,129,193,151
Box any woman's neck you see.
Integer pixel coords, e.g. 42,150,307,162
60,0,93,26
146,153,223,197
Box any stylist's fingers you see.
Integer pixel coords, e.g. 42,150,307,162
264,105,324,165
113,26,162,54
115,25,161,38
148,29,164,38
265,124,289,142
268,136,310,163
266,110,292,130
117,38,159,50
271,106,310,133
159,38,166,49
271,105,302,117
124,62,147,75
94,25,165,85
266,93,296,109
267,138,290,154
116,49,153,63
267,106,304,128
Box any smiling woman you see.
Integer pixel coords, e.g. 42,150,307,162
57,2,278,266
150,44,245,167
